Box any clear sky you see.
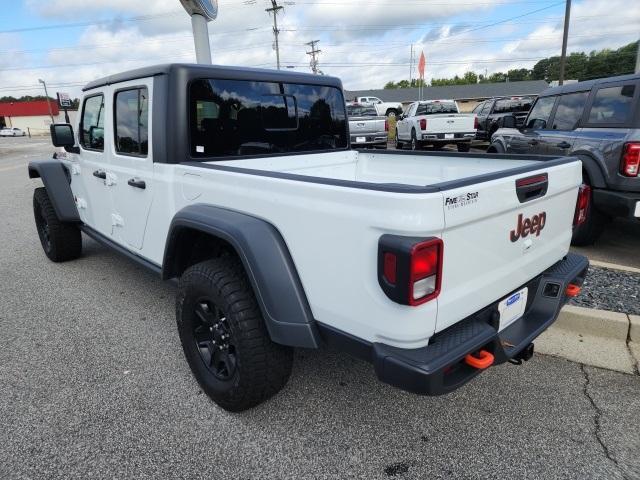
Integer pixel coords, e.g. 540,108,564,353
0,0,638,99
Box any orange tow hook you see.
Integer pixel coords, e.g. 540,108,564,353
565,283,581,298
464,350,494,370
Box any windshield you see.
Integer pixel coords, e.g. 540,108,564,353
190,78,348,158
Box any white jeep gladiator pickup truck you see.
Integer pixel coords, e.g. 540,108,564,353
395,100,477,152
30,64,588,411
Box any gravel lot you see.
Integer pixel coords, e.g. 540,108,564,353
570,266,640,315
1,137,639,480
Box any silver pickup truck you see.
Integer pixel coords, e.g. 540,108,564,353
346,105,388,149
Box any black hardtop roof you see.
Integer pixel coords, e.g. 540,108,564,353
83,63,344,91
539,73,640,97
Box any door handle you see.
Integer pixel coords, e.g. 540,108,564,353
93,170,106,179
528,140,539,145
556,141,571,149
127,178,146,189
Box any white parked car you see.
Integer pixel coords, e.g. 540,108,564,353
350,96,403,117
395,100,477,152
0,127,26,137
29,64,588,411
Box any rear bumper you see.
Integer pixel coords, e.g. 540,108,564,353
318,252,589,396
421,132,475,142
350,133,388,146
593,189,640,219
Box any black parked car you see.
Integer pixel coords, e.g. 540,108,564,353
473,96,535,141
489,74,640,245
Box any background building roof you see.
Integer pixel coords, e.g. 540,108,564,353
0,100,59,117
345,80,550,103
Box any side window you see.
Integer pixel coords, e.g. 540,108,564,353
472,102,484,114
114,87,149,156
525,96,556,129
80,94,105,151
416,104,427,115
587,84,636,125
551,91,589,130
480,102,492,115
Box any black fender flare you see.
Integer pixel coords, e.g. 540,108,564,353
488,138,506,153
571,151,606,188
162,204,321,349
28,160,80,222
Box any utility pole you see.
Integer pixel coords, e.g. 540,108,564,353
635,39,640,74
38,79,55,124
558,0,571,85
409,44,414,86
306,40,322,74
266,0,284,70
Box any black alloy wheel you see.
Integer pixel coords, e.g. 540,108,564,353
192,299,236,380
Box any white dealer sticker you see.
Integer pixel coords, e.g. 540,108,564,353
634,201,639,218
498,287,528,332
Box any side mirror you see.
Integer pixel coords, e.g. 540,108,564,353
50,123,75,147
502,115,517,129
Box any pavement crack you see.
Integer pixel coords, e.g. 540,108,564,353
580,364,629,480
625,315,640,376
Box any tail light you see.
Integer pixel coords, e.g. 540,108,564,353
621,143,640,177
384,119,389,132
420,118,427,130
473,116,479,129
573,184,591,227
378,236,443,306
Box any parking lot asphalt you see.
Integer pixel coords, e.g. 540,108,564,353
1,137,639,480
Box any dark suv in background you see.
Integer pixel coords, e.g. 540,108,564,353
489,74,640,245
473,96,535,141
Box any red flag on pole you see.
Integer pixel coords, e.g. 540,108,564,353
418,51,426,79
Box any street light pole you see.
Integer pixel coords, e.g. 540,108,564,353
191,13,212,64
38,79,55,124
635,39,640,74
179,0,218,65
558,0,571,85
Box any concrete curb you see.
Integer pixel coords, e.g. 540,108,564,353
536,305,639,375
588,259,640,274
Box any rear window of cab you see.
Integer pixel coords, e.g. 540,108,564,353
189,78,348,158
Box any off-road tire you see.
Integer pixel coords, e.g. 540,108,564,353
33,187,82,262
487,142,504,154
457,142,471,152
176,257,293,412
410,129,419,151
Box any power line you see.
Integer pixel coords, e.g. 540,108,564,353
266,0,284,70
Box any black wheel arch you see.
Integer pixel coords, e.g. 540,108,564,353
28,160,80,223
572,152,606,189
163,204,321,349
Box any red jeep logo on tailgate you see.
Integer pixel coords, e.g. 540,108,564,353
510,212,546,242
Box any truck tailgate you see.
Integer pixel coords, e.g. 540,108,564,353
425,114,474,133
349,116,386,134
436,159,581,332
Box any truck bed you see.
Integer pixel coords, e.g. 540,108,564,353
211,149,557,189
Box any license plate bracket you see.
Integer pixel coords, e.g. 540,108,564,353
356,136,366,143
498,287,528,332
444,133,454,139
